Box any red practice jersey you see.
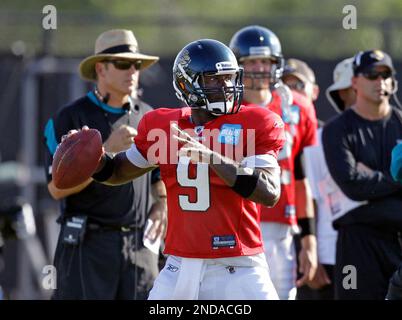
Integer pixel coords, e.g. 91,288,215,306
244,89,318,226
128,106,285,258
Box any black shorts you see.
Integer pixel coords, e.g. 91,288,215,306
335,224,402,300
52,225,159,300
386,263,402,300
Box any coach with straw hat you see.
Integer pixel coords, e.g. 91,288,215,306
79,29,159,81
43,29,167,299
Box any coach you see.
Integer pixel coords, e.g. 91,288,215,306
43,29,166,299
322,50,402,299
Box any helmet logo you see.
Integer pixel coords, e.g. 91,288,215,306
216,61,235,72
249,46,271,57
178,49,191,67
189,94,198,102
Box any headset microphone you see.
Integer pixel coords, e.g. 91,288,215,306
94,86,110,104
384,79,398,96
122,102,131,112
385,78,402,109
102,93,110,104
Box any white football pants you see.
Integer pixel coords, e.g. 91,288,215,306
261,222,297,300
148,254,279,300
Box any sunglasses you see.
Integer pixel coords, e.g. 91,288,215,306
285,80,306,91
103,60,142,70
361,70,392,80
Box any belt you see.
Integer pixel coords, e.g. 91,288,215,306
87,222,140,233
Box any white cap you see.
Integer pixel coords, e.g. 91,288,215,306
326,57,354,113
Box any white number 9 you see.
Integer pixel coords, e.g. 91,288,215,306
176,157,210,211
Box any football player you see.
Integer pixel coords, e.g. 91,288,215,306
62,39,285,299
229,25,318,300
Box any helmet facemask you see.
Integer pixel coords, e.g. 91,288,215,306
241,56,284,90
174,67,244,116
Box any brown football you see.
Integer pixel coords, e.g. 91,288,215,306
52,129,103,189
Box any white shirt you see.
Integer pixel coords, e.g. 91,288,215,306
304,128,365,265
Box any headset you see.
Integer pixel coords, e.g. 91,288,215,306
95,86,140,115
386,78,402,109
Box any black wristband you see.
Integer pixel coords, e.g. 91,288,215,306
298,217,316,238
92,154,115,182
231,168,259,198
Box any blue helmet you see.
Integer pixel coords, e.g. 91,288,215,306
229,25,284,85
173,39,244,115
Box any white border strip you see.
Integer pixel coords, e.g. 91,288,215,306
126,144,153,168
241,154,279,169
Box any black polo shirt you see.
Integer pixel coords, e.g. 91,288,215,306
43,91,159,227
322,107,402,230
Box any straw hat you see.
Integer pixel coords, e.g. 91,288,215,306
79,29,159,81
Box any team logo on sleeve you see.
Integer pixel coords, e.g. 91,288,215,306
218,124,242,145
282,105,300,125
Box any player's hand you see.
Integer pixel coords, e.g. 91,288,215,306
145,198,167,241
103,124,137,154
61,126,106,160
306,263,331,290
60,125,89,142
171,123,215,164
296,234,318,287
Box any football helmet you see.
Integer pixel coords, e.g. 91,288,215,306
229,25,284,86
173,39,243,115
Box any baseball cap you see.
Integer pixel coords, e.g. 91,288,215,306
326,58,354,113
282,58,316,84
352,49,395,76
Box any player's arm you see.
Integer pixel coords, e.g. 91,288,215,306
294,150,318,287
294,151,314,219
47,178,93,200
146,175,168,241
294,151,315,235
46,124,140,199
171,123,281,207
92,151,156,186
59,116,157,187
208,157,280,207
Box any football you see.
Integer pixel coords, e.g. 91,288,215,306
52,128,103,189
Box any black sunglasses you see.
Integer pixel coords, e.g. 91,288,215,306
103,60,142,70
361,70,392,80
286,80,306,91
